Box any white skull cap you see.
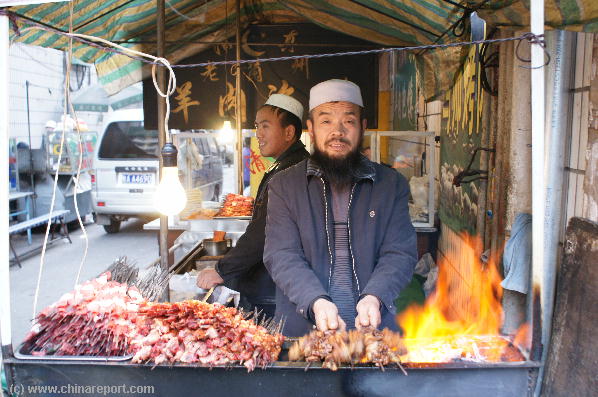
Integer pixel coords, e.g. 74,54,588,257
264,94,304,120
309,79,363,111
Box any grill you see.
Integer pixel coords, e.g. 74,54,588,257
4,355,540,397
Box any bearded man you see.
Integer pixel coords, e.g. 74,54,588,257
264,79,417,337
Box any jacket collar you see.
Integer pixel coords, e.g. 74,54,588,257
276,140,306,164
306,154,376,182
268,140,307,173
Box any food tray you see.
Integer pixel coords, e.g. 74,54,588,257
213,216,252,220
15,342,133,362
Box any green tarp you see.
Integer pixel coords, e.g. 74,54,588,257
6,1,598,97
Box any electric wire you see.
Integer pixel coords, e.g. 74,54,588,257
59,2,92,288
31,6,74,319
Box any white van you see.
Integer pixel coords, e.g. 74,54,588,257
92,109,223,233
91,109,159,233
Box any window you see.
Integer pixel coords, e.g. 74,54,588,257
98,121,159,159
207,137,219,156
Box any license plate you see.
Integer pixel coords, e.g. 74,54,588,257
121,173,155,185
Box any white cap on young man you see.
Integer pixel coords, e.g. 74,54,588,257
309,79,363,111
264,94,304,120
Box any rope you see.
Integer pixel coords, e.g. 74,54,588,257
59,8,90,289
69,97,90,287
166,0,208,22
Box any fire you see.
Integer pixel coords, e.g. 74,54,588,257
397,233,525,363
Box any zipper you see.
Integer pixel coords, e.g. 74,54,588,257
319,177,334,290
347,183,361,294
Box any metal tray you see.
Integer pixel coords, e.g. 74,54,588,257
213,216,252,220
15,342,133,362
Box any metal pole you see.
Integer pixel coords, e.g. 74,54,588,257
0,13,14,353
543,29,575,336
25,80,36,197
157,0,169,300
530,0,546,362
532,29,575,396
235,0,243,195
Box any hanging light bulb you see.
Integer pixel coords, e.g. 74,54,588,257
217,119,235,144
154,143,187,216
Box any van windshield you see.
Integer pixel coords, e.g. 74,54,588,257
98,121,159,159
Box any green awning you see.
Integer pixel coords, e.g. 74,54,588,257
6,1,598,98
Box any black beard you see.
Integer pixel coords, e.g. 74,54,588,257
311,137,363,188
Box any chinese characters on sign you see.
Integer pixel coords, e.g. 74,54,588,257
249,137,273,197
214,43,233,56
281,30,298,53
173,81,200,123
248,61,263,83
291,58,309,79
267,80,295,96
249,149,266,175
219,82,247,123
439,46,485,235
144,23,378,130
201,63,219,81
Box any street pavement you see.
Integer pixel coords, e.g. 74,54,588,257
7,218,159,346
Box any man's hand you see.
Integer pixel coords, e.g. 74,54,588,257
355,295,381,329
196,268,224,289
312,298,346,332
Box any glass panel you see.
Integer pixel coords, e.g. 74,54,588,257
382,135,426,180
207,136,219,155
361,134,373,160
9,138,17,191
175,132,225,219
46,130,98,173
242,136,252,192
377,132,434,227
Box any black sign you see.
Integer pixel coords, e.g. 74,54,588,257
144,23,379,130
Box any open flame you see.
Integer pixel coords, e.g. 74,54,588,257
398,233,525,363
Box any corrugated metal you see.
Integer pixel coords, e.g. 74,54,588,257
6,1,598,97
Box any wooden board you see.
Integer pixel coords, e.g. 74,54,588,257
542,217,598,396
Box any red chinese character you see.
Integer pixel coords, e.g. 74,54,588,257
249,149,266,175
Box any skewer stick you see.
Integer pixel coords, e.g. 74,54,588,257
202,287,215,303
397,362,408,376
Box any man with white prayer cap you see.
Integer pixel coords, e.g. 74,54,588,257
197,93,309,319
264,79,417,336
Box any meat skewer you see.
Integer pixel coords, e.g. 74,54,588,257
130,300,284,371
24,272,146,357
289,328,407,374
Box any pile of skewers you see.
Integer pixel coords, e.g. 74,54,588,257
216,194,254,217
23,272,146,356
288,328,407,373
131,301,284,371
